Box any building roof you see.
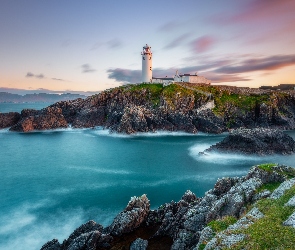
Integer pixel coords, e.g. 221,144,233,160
152,77,174,80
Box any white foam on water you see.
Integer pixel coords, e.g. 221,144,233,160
0,128,9,133
66,165,132,175
189,143,263,165
0,201,91,250
91,127,223,138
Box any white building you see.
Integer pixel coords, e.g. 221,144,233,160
141,44,152,83
141,44,211,85
174,73,211,85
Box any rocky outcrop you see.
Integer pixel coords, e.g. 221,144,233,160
204,128,295,155
105,194,150,236
10,107,68,132
0,112,20,128
40,164,295,250
3,84,295,134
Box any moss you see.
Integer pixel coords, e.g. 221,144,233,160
232,185,295,249
257,163,277,172
256,182,282,193
208,216,237,233
198,243,206,250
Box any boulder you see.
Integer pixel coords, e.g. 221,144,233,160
106,194,150,236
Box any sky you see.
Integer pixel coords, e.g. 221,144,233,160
0,0,294,94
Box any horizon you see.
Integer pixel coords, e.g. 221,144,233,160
1,0,294,93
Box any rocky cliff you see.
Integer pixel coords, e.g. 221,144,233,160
203,128,295,155
2,83,295,133
40,164,295,250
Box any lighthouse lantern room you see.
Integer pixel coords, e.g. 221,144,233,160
141,44,152,83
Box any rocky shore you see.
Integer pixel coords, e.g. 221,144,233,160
203,128,295,155
1,83,295,133
41,164,295,250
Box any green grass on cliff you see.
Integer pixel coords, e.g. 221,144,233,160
208,216,237,233
232,185,295,250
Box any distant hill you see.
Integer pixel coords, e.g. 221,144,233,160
0,92,86,103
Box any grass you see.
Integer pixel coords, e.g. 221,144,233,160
231,185,295,249
256,182,282,193
257,163,277,172
208,216,237,233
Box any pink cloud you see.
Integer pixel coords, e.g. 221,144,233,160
191,36,216,53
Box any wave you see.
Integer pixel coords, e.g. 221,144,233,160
66,165,132,175
189,143,266,165
91,127,225,138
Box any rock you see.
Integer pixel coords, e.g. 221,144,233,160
269,178,295,199
65,231,101,250
0,112,20,128
62,220,103,249
285,195,295,206
283,211,295,227
204,233,245,250
106,194,150,236
40,239,61,250
130,238,148,250
10,107,68,132
204,128,295,155
193,226,214,250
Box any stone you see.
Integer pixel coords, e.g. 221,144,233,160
40,239,61,250
285,195,295,206
0,112,20,128
283,211,295,227
269,178,295,199
130,238,148,250
106,194,150,236
203,128,295,155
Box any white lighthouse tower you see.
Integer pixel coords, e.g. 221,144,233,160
141,44,152,83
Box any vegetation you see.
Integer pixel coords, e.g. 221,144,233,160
256,182,282,193
257,163,277,172
232,186,295,249
208,216,237,233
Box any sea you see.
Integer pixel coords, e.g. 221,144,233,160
1,103,295,250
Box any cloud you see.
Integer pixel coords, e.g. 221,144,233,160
158,21,180,32
107,53,295,85
163,33,191,49
107,68,141,84
107,38,123,49
51,78,65,81
25,72,45,79
214,54,295,74
35,74,45,79
26,72,34,77
190,36,216,53
81,64,96,73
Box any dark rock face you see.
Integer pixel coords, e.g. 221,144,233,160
0,112,20,128
204,128,295,155
4,84,295,134
10,107,68,132
105,194,150,236
40,165,294,250
130,238,148,250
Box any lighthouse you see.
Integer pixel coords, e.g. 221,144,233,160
141,44,152,83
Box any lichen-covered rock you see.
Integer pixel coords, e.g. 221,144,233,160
204,233,245,250
0,112,20,128
193,226,214,250
204,128,295,155
285,195,295,206
283,211,295,227
40,239,61,250
106,194,150,236
62,220,103,249
269,178,295,199
130,238,148,250
65,231,101,250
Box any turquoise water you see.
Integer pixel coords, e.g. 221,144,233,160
1,104,295,250
0,102,53,113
